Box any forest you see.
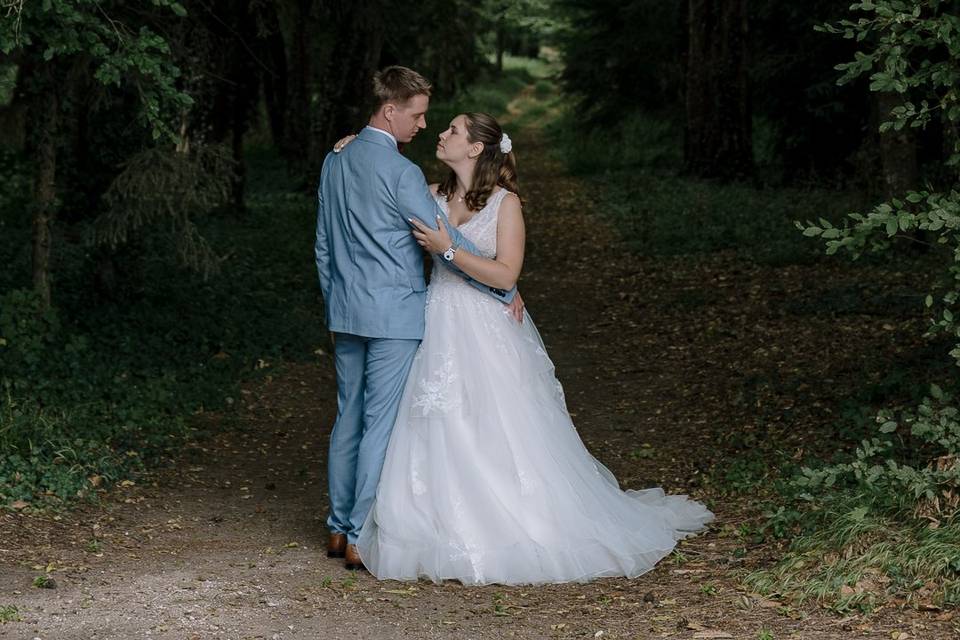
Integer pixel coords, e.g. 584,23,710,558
1,1,960,637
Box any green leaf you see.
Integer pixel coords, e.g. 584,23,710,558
849,506,869,522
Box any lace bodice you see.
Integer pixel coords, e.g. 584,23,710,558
429,188,510,291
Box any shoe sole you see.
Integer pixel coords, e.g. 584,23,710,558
327,551,345,558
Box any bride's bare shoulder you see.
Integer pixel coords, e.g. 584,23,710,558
429,183,440,196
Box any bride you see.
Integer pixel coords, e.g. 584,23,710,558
354,112,713,585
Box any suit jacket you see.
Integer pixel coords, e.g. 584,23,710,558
315,127,516,340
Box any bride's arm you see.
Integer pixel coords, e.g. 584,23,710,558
410,193,524,291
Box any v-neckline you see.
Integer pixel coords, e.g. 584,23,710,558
442,188,501,229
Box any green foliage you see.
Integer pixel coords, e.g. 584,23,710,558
0,148,325,509
758,0,960,610
747,501,960,611
1,0,192,140
792,0,960,519
555,0,683,123
93,145,236,278
31,575,54,589
0,64,15,106
0,288,61,379
478,0,559,59
549,107,861,264
0,605,20,623
547,109,683,174
788,388,960,511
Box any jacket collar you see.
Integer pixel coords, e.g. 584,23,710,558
358,126,399,151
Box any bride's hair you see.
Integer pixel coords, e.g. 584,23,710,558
438,112,521,212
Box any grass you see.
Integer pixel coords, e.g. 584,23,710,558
746,506,960,612
0,604,20,623
32,575,55,589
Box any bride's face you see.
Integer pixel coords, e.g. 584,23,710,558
436,115,480,165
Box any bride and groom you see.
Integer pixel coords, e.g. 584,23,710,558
314,66,713,585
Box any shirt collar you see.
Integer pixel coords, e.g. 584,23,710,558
364,125,397,146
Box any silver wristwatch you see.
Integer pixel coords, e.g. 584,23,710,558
442,244,458,262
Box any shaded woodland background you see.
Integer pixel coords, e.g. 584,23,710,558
2,0,960,614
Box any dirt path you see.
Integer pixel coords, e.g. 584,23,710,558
2,112,957,640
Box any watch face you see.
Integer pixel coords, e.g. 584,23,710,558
443,248,455,261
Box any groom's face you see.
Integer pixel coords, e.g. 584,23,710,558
390,94,429,144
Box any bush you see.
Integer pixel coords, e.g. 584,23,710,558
750,2,960,611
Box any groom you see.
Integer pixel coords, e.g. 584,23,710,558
315,66,521,570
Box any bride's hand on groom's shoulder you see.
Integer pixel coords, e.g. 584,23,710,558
333,134,357,153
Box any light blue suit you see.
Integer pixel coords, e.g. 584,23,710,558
315,126,515,543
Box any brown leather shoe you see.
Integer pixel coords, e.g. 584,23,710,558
344,543,365,571
327,532,347,558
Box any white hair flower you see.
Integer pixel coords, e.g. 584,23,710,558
499,132,512,154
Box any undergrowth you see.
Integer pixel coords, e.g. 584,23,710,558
546,109,866,266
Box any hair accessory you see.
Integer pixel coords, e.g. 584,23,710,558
499,132,512,154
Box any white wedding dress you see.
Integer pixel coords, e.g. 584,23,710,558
356,189,714,585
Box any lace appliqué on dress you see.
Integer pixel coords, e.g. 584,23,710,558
411,352,461,416
450,495,485,583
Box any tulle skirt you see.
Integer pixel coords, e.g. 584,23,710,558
356,276,714,585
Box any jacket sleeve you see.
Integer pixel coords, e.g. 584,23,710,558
314,155,332,301
396,163,516,303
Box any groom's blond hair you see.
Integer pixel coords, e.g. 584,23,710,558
372,66,432,109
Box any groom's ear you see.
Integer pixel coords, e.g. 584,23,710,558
382,103,396,121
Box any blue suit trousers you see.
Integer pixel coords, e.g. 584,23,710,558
326,332,420,543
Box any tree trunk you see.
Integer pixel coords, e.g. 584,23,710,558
876,91,918,199
32,81,58,309
496,18,505,73
684,0,751,179
278,0,313,177
261,27,287,147
303,1,384,176
231,116,247,211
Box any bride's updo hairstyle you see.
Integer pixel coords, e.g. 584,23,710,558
438,112,521,212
